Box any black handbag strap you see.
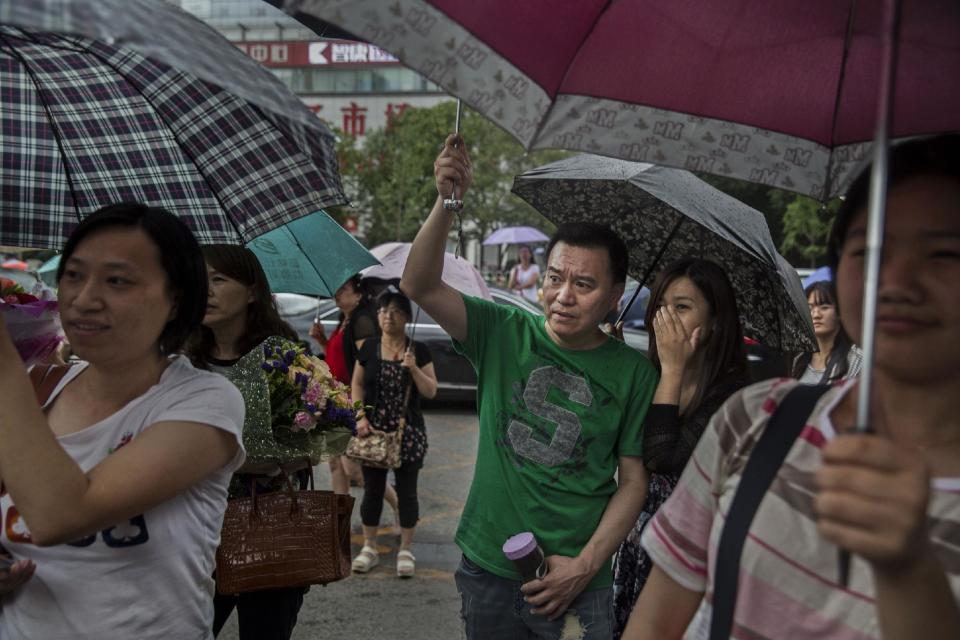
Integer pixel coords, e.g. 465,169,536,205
709,383,831,640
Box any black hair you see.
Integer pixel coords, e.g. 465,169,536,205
546,222,629,284
336,273,373,324
376,290,413,319
644,258,747,414
791,280,856,383
57,202,206,356
828,134,960,272
186,244,298,364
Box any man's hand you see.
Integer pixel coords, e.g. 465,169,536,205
434,134,472,201
520,555,595,620
814,434,931,574
0,557,35,598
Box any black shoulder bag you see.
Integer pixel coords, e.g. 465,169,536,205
709,383,831,640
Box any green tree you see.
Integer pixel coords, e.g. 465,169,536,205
331,102,565,249
779,196,840,267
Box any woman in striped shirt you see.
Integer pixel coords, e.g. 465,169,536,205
624,134,960,640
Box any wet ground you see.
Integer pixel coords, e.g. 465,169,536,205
219,403,478,640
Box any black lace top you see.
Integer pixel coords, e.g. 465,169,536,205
642,374,748,474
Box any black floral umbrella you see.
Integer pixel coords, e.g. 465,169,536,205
512,154,815,353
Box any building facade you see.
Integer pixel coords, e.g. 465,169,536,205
171,0,450,140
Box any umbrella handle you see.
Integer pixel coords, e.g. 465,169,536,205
442,100,464,212
616,285,644,326
617,217,685,325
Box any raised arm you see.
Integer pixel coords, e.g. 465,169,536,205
400,134,473,343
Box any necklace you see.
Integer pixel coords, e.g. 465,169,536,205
381,338,407,361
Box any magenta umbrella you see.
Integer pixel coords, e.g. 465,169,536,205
266,0,958,200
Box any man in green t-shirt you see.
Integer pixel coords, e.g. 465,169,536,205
401,134,657,639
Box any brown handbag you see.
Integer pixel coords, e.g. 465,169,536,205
215,468,355,594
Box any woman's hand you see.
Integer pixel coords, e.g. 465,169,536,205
309,322,326,345
652,306,701,375
815,434,931,574
434,133,473,200
356,416,373,438
602,321,625,341
401,350,418,372
0,556,36,598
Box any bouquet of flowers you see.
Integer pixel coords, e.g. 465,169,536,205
0,277,62,367
260,339,361,459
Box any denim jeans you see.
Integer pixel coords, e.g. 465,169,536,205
455,555,614,639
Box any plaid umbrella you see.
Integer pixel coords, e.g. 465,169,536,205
512,154,815,352
0,0,346,249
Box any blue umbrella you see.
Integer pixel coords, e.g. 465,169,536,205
802,266,832,289
247,211,379,296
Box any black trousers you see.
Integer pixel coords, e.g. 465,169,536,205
212,586,306,640
360,463,421,529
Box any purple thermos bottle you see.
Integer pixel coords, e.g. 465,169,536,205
503,532,548,583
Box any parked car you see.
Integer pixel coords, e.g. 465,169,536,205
615,280,651,330
275,287,649,401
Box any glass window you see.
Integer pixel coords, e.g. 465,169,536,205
333,70,356,93
310,69,334,93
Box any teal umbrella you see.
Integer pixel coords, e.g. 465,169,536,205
247,211,379,296
38,254,61,287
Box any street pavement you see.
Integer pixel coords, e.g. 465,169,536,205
219,403,479,640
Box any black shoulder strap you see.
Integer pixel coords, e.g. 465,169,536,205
709,383,831,640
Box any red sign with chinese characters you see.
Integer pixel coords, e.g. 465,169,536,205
234,40,400,68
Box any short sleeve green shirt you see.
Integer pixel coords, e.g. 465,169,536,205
453,294,658,590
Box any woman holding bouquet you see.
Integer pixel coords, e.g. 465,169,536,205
187,244,324,640
351,290,438,578
310,275,387,498
0,203,245,639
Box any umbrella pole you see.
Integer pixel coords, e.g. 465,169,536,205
409,305,421,345
838,0,901,590
615,218,684,325
855,0,901,432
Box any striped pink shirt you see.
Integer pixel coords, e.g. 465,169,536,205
641,378,960,639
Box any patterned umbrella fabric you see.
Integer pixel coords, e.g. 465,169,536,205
362,242,492,301
247,211,379,297
267,0,959,200
482,226,550,246
512,154,815,352
0,0,346,249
